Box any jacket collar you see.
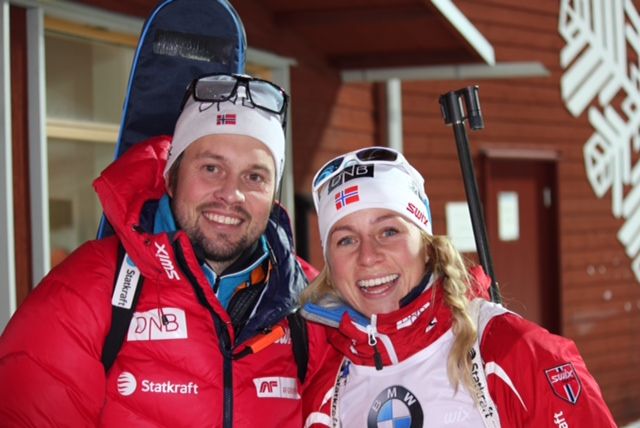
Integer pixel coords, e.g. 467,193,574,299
302,267,492,367
302,273,447,367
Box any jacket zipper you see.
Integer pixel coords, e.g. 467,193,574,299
366,314,384,370
174,243,234,428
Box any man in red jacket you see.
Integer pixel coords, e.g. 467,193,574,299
0,73,326,427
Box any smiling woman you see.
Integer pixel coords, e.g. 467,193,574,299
300,146,616,428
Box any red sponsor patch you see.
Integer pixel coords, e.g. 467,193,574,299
545,363,582,404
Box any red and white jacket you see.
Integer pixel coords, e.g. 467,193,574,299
0,136,327,427
301,268,616,427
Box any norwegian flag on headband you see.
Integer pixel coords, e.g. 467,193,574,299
335,185,359,210
217,113,236,125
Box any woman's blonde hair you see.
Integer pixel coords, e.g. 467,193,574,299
300,232,477,393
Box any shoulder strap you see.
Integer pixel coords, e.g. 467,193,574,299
102,245,144,372
468,298,503,428
287,310,309,383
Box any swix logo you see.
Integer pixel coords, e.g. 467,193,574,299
117,371,199,396
275,327,292,345
154,242,181,280
396,301,430,330
406,202,429,226
545,363,582,404
127,308,188,341
253,377,300,399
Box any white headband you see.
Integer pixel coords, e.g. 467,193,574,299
165,94,286,187
314,159,432,251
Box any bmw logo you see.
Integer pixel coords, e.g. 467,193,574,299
367,385,423,428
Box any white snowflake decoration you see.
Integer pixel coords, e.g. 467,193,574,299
560,0,640,282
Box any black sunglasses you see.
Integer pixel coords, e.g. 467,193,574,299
181,73,289,127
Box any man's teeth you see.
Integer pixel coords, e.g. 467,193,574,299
357,274,399,288
204,213,241,225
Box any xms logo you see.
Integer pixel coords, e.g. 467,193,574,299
154,242,180,280
117,371,137,396
367,385,423,428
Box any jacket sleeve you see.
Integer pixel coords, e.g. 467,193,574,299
480,313,616,427
0,239,117,427
301,324,342,428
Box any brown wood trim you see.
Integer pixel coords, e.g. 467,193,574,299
10,6,33,305
374,81,388,147
480,146,561,161
44,16,138,47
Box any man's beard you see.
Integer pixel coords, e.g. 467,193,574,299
183,224,251,263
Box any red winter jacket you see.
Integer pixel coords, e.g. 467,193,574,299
301,268,616,427
0,136,327,427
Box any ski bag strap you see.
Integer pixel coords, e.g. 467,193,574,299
102,248,144,372
287,310,309,383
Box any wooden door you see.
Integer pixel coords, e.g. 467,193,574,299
482,153,560,333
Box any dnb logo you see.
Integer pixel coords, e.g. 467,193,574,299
367,385,423,428
327,164,374,194
545,363,582,404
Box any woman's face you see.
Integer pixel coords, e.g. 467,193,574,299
326,208,427,317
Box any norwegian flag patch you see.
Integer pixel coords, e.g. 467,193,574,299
545,362,582,404
217,113,236,125
334,185,359,210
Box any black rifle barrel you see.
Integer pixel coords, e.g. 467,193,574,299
438,87,501,303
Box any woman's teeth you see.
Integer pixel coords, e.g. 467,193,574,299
357,274,399,289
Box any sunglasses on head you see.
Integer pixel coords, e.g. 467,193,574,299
181,73,289,127
312,147,402,190
311,147,426,208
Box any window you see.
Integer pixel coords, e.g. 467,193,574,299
45,20,135,265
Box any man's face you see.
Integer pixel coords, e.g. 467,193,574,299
168,134,276,273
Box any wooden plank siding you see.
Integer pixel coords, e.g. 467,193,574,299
299,1,640,424
401,1,639,424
